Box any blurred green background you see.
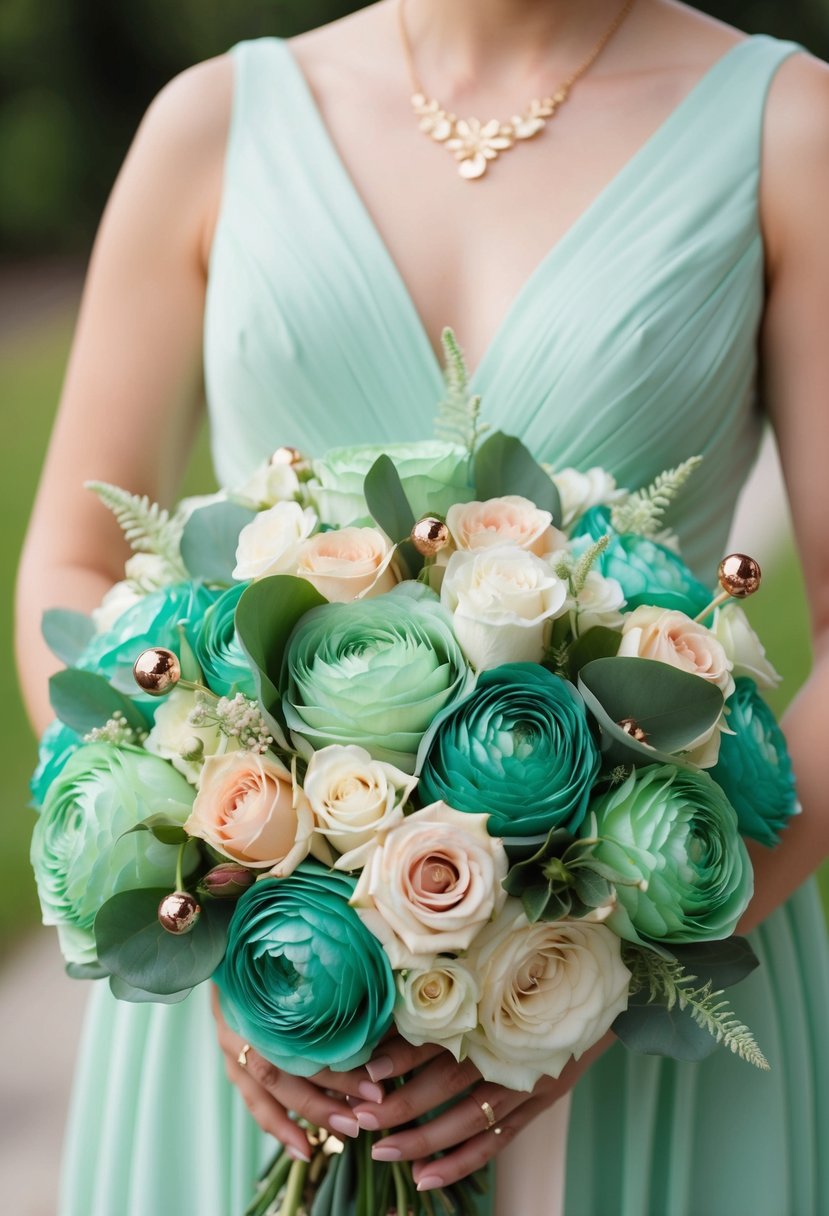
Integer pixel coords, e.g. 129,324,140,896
2,0,828,956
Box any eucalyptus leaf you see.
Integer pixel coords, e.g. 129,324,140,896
665,937,759,991
567,626,621,678
95,887,233,995
522,884,555,922
121,814,190,846
364,455,417,542
109,974,193,1004
572,868,614,907
65,960,109,981
179,500,256,585
49,668,147,735
612,997,720,1062
473,431,562,525
42,608,96,666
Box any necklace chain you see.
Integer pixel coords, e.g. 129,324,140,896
398,0,637,180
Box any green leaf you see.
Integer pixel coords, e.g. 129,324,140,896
567,626,620,679
234,575,327,731
578,656,724,767
65,960,109,980
521,884,555,922
109,974,193,1004
94,887,233,996
42,609,95,666
49,668,148,735
179,501,256,585
612,997,720,1062
664,937,759,991
121,814,190,846
572,868,614,908
364,455,417,542
473,432,562,525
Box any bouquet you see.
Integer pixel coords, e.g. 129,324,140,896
30,330,798,1215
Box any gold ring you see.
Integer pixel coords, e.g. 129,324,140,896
479,1099,497,1129
237,1043,252,1067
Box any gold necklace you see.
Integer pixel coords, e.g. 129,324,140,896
398,0,636,180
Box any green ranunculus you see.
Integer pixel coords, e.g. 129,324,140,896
309,440,473,527
283,587,473,771
586,764,753,945
417,663,600,838
711,678,799,847
30,719,81,808
30,743,196,965
215,863,395,1075
571,506,711,615
193,582,257,699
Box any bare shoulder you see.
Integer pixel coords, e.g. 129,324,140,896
136,53,234,171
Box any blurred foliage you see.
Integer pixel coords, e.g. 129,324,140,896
0,0,827,256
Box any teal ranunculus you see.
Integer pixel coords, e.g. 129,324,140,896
711,678,799,847
30,719,81,808
193,582,257,698
309,440,473,527
215,863,395,1074
283,588,473,771
30,743,195,965
417,663,601,838
571,506,711,615
586,764,753,944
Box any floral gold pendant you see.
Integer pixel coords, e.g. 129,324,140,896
412,91,565,179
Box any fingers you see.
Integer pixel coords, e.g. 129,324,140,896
367,1085,527,1162
309,1064,385,1104
352,1052,482,1132
225,1055,311,1161
364,1034,445,1082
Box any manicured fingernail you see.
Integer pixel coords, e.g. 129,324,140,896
287,1145,311,1163
357,1080,384,1103
329,1114,360,1139
416,1174,444,1191
372,1144,402,1162
356,1110,380,1131
366,1055,394,1082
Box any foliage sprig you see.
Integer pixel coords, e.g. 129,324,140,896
86,480,187,577
610,456,702,537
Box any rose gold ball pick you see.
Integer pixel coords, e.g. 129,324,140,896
270,445,306,468
158,891,201,935
411,516,451,557
718,553,762,599
618,717,649,743
132,647,181,695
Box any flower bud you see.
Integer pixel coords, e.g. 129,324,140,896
201,863,256,899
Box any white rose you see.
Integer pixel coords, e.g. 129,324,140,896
233,501,317,581
711,604,781,690
464,900,631,1090
351,801,508,967
394,957,480,1061
618,605,734,698
441,545,568,671
92,580,142,633
295,526,398,603
570,570,626,633
446,495,564,558
232,461,300,510
145,687,238,784
303,744,416,870
549,467,624,527
123,552,179,594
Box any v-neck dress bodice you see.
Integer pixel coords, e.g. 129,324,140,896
58,31,829,1216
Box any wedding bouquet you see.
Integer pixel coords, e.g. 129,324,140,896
30,331,798,1215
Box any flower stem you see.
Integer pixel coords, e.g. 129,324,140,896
278,1158,309,1216
175,841,187,893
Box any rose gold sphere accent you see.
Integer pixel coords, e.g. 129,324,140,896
132,647,181,695
157,891,201,935
617,717,649,743
411,516,451,556
270,446,305,467
718,553,762,599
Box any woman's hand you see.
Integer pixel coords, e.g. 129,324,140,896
350,1031,613,1191
210,986,386,1160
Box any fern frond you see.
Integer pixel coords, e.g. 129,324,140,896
434,327,489,455
626,948,770,1070
611,456,703,537
86,481,186,575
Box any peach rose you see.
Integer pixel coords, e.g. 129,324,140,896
350,801,508,967
446,495,564,558
618,605,734,697
295,526,398,603
185,752,313,876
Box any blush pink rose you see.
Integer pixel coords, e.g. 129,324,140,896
446,495,564,558
618,606,734,697
185,752,313,876
295,526,398,602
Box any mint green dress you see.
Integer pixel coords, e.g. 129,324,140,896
59,33,829,1216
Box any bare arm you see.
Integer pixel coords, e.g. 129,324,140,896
14,54,232,734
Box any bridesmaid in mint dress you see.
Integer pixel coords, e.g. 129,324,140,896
17,3,829,1214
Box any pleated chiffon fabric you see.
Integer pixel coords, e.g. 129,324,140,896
59,32,829,1216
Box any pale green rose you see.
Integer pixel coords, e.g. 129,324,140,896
308,441,473,527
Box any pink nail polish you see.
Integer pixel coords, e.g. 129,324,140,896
356,1110,380,1131
416,1174,444,1192
287,1145,311,1163
328,1114,360,1139
372,1144,402,1162
357,1080,384,1103
366,1055,394,1082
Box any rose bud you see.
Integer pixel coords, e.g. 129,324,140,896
201,862,256,899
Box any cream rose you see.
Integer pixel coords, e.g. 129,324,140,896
303,744,416,870
711,604,781,690
393,957,480,1061
92,580,142,633
549,466,624,527
295,526,398,603
145,687,238,784
233,501,317,581
464,900,631,1089
618,606,734,697
233,460,300,510
185,751,313,875
446,495,564,558
570,570,626,633
440,545,568,670
351,801,508,967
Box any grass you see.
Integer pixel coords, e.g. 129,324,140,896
1,304,826,958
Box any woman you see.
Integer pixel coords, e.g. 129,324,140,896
16,0,829,1212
